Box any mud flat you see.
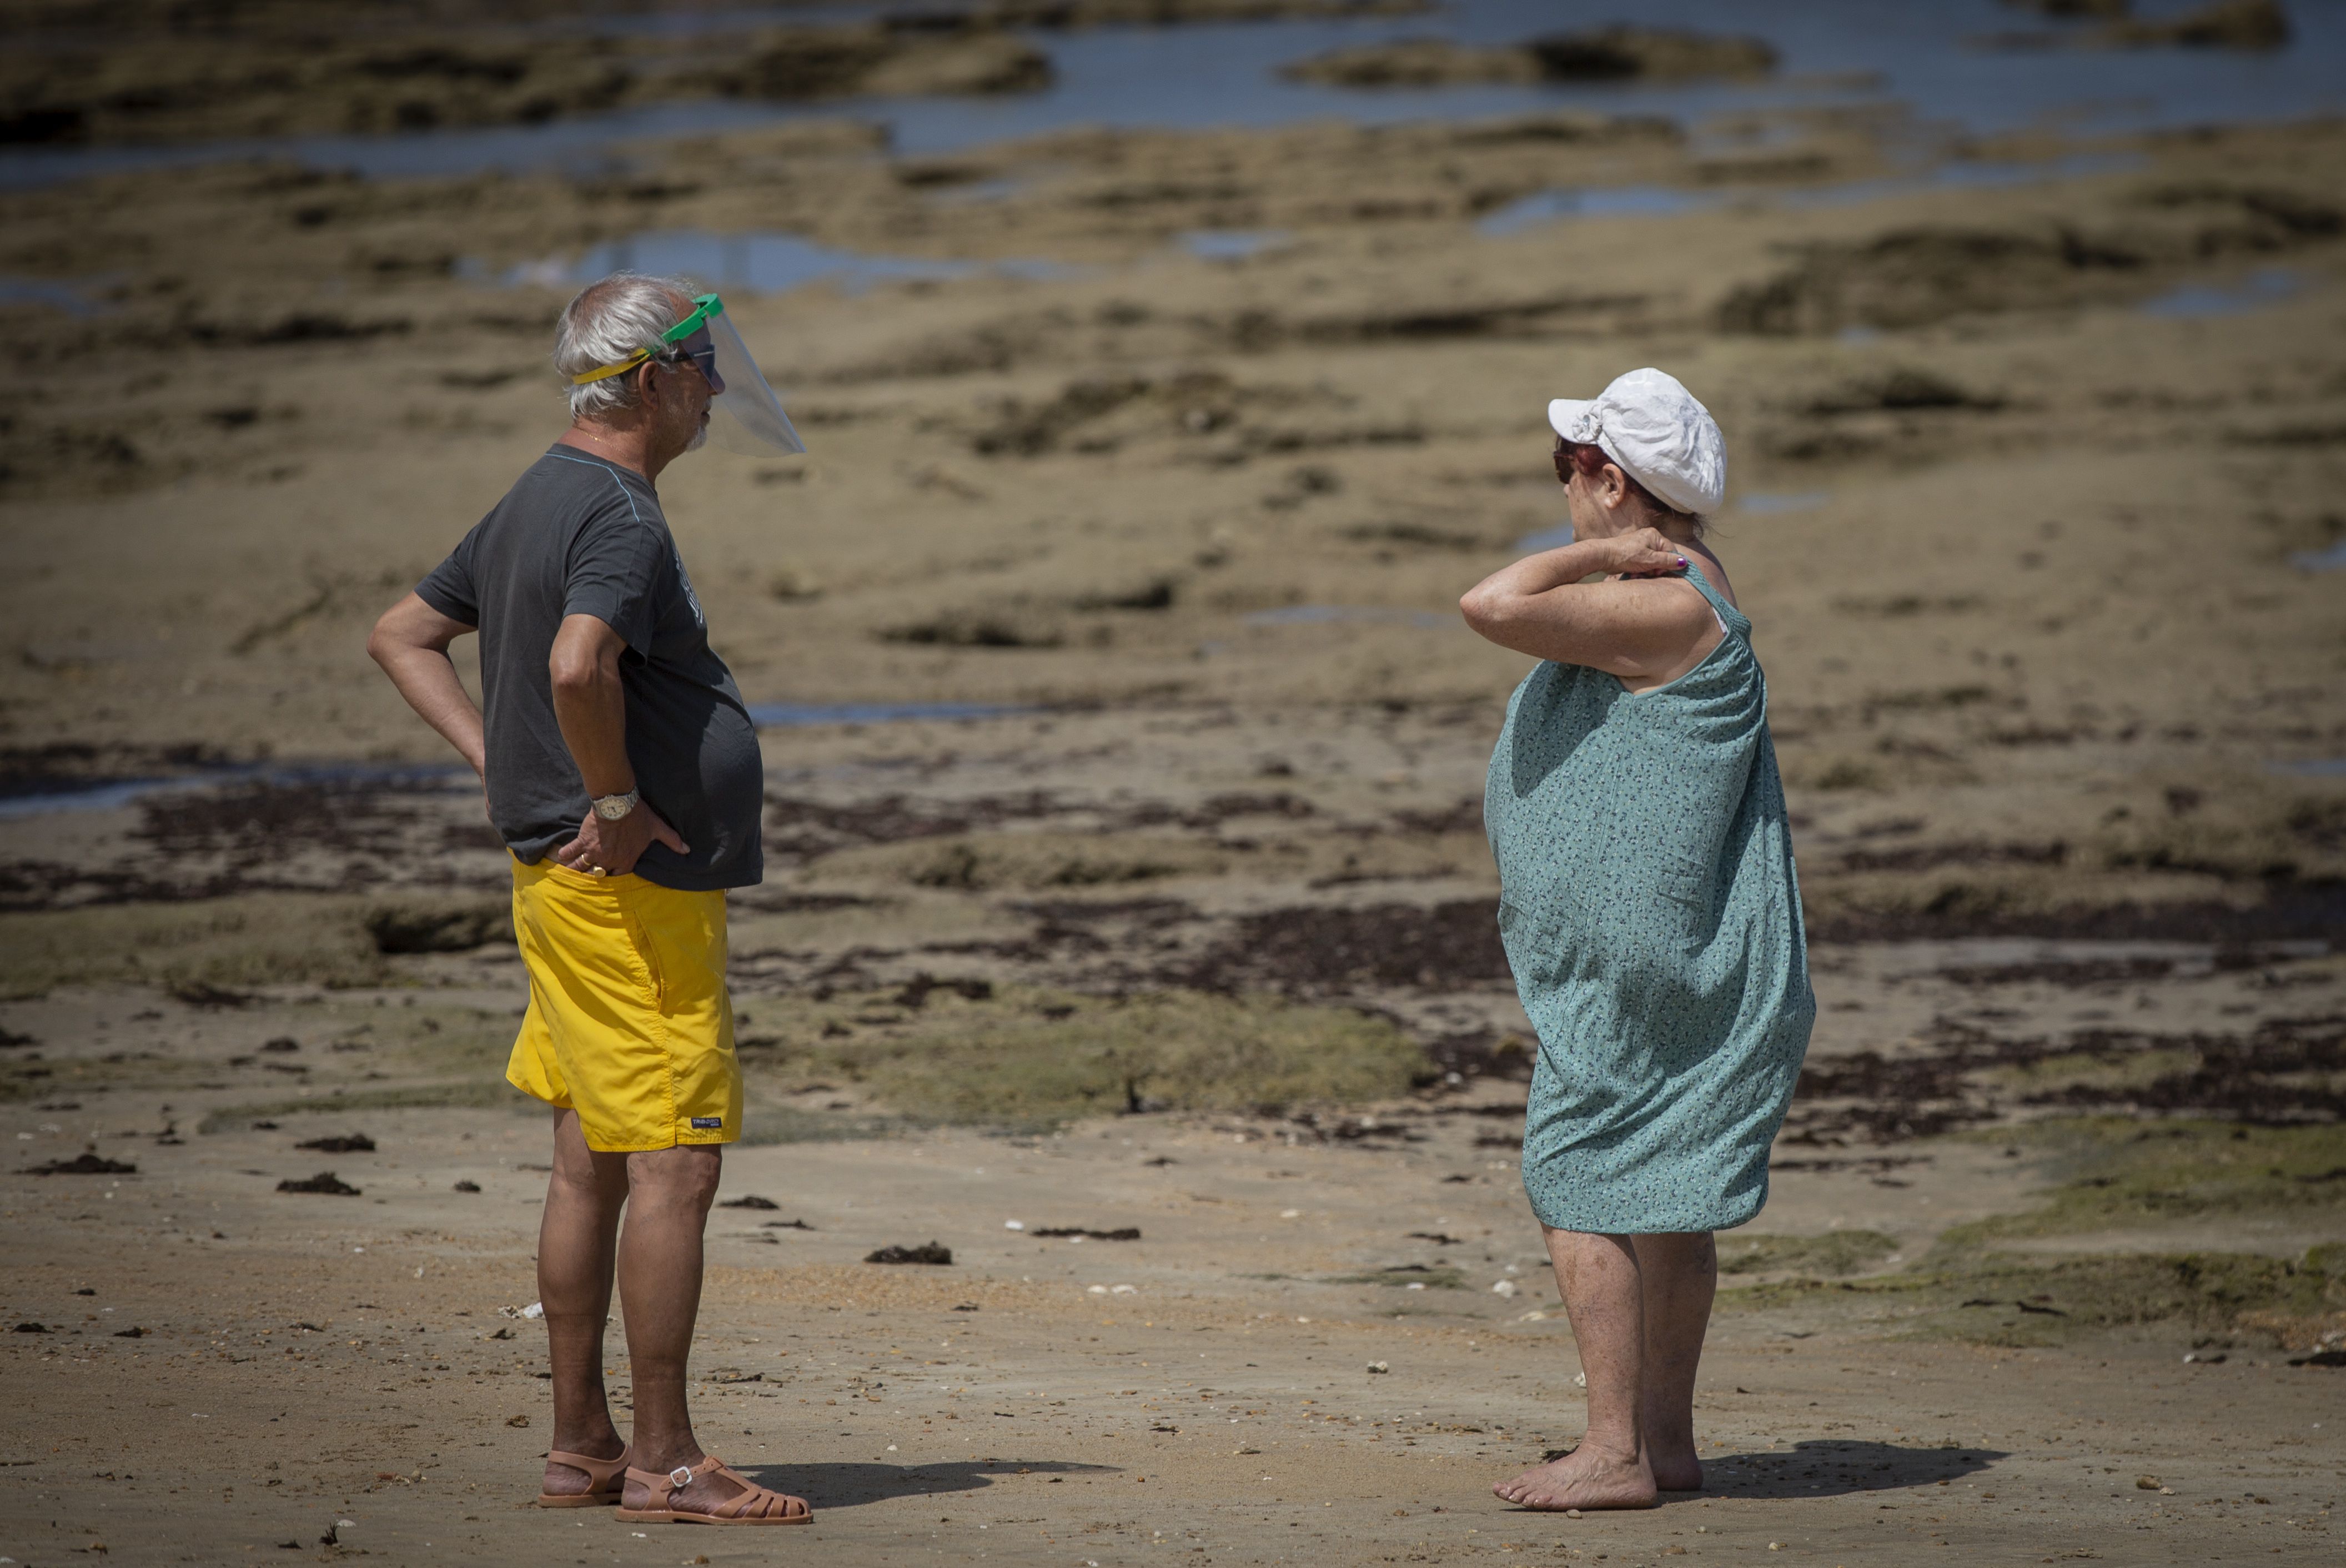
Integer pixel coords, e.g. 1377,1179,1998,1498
2,6,2345,1561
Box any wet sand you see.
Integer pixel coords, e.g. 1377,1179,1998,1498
4,9,2345,1564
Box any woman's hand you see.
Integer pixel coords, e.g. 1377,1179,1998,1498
1591,527,1687,579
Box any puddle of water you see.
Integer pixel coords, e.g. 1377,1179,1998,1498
1476,185,1718,239
1514,522,1576,552
6,1,2341,191
0,761,471,821
1781,149,2143,208
1179,228,1292,261
1244,604,1454,629
0,275,112,315
1736,490,1830,515
459,228,1074,295
0,707,1030,817
2269,758,2346,778
1476,152,2142,239
531,6,874,40
2290,540,2346,572
2138,266,2302,320
744,701,1025,727
925,175,1029,205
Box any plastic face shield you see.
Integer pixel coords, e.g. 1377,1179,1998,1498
571,293,805,456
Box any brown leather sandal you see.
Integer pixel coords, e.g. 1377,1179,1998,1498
533,1444,632,1508
614,1458,813,1526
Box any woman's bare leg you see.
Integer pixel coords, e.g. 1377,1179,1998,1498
1629,1231,1716,1491
539,1108,630,1497
1493,1228,1659,1510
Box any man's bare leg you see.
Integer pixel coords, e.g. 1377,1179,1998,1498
1494,1228,1659,1510
539,1109,630,1498
611,1143,802,1517
1630,1232,1716,1491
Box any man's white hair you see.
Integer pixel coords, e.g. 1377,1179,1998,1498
554,271,697,420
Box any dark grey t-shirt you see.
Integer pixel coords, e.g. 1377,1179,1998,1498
416,445,763,892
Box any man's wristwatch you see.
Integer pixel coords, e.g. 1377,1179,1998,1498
591,787,640,822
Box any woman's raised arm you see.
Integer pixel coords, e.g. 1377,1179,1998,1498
1459,526,1720,684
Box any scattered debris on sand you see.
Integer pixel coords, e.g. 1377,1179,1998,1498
21,1152,137,1175
293,1133,375,1153
276,1171,361,1195
866,1242,955,1264
1032,1225,1143,1239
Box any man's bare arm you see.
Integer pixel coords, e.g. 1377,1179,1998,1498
546,612,685,875
547,612,637,800
367,593,486,776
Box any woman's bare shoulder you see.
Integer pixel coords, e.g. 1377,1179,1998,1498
1686,545,1738,609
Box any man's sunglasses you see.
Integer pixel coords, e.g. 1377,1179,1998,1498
660,330,721,389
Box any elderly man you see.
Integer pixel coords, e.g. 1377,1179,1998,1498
368,273,810,1527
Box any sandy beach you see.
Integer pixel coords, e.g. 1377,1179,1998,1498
3,0,2343,1561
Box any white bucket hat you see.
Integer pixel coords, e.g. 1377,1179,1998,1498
1548,367,1726,517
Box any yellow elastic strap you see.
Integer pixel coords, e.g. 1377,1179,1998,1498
570,348,652,385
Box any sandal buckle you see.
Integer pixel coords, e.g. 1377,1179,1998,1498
668,1464,695,1488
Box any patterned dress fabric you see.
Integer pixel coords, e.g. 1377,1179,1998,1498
1483,562,1815,1234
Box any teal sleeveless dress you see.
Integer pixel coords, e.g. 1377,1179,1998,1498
1483,562,1813,1235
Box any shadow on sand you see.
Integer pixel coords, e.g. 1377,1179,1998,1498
735,1458,1119,1510
1690,1441,2003,1501
1511,1439,2003,1510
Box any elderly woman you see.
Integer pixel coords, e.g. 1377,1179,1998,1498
1458,368,1815,1512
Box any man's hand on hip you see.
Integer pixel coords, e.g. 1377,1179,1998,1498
554,802,687,878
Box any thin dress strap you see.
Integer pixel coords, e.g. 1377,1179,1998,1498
1677,559,1747,634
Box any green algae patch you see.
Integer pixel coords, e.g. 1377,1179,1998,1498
1905,1249,2338,1349
1718,1229,1901,1276
1720,1245,2341,1348
740,984,1426,1133
737,1105,923,1146
1326,1264,1467,1289
1939,1118,2346,1246
0,895,393,998
1721,1118,2346,1346
195,1079,527,1133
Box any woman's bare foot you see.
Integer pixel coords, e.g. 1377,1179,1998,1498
1493,1444,1659,1511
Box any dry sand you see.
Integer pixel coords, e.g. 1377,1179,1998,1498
3,12,2345,1564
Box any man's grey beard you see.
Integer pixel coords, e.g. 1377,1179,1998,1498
686,413,709,453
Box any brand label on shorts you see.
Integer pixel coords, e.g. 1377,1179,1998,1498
690,1117,722,1129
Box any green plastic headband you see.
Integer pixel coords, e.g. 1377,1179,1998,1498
569,293,725,385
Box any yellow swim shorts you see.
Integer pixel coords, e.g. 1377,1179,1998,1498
505,855,741,1153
